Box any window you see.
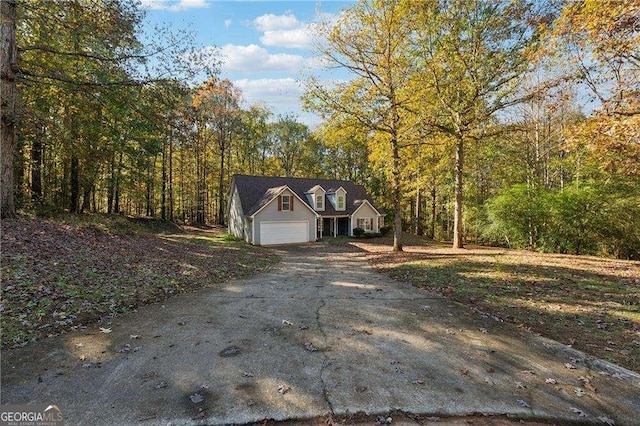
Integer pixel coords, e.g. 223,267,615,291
315,194,324,210
337,195,345,210
357,218,371,231
281,195,291,211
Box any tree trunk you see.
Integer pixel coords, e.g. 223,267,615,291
217,137,225,225
452,135,464,249
69,155,80,213
168,132,174,221
430,183,436,239
415,185,423,236
161,137,167,220
31,129,43,201
1,0,17,218
391,132,403,252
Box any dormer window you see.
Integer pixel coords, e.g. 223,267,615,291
337,195,345,210
315,194,324,210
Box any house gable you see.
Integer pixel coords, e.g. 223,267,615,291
251,187,318,245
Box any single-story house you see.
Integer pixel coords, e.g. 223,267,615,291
227,174,385,245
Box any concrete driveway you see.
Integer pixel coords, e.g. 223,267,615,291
2,243,639,425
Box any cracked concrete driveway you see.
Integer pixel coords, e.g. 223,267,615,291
2,243,639,425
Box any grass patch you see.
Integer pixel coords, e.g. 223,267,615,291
352,235,640,373
1,216,279,348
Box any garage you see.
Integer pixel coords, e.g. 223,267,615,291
259,221,309,245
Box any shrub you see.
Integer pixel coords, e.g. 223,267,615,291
380,226,391,236
352,227,365,237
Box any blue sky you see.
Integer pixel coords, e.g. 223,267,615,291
140,0,355,127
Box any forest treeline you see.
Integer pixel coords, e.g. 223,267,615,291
1,0,639,259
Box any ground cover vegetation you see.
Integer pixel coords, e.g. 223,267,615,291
0,215,278,348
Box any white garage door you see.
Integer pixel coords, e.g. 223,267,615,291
260,221,309,245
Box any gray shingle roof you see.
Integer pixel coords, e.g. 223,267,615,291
231,174,382,217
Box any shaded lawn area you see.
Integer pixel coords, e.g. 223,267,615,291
1,216,279,348
348,235,640,373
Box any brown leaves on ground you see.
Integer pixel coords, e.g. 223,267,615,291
0,216,279,348
349,235,640,373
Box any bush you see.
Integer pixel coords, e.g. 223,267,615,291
364,232,383,238
380,226,391,236
352,227,365,237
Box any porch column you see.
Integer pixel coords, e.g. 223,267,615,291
334,218,337,237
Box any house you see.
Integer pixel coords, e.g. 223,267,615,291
227,174,385,245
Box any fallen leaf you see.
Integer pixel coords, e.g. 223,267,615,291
515,381,526,389
564,363,577,370
299,325,308,330
304,342,317,352
242,371,254,377
445,329,455,335
479,328,488,333
545,378,558,384
75,343,84,348
79,355,86,361
484,377,495,385
282,320,294,326
521,370,536,375
486,367,495,373
517,399,530,408
412,379,425,385
277,384,290,394
99,327,112,334
574,387,586,397
570,407,588,417
461,368,469,376
130,335,140,339
155,381,167,389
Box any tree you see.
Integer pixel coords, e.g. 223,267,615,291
305,0,417,251
550,0,640,178
1,0,17,218
193,77,241,225
411,0,553,248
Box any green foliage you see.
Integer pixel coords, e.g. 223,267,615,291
485,183,640,259
352,227,365,237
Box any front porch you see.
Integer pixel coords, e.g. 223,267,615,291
318,216,350,238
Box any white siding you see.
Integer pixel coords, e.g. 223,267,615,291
227,185,248,241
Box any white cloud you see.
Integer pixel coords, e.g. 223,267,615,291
253,13,301,32
220,44,305,73
224,19,232,28
260,27,314,50
139,0,209,12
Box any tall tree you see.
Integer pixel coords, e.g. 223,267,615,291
411,0,553,248
305,0,416,251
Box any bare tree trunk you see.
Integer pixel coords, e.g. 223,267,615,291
453,135,464,249
161,137,167,220
31,129,43,201
430,183,436,239
217,133,225,225
415,185,423,236
391,131,403,252
1,0,17,218
69,155,80,213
